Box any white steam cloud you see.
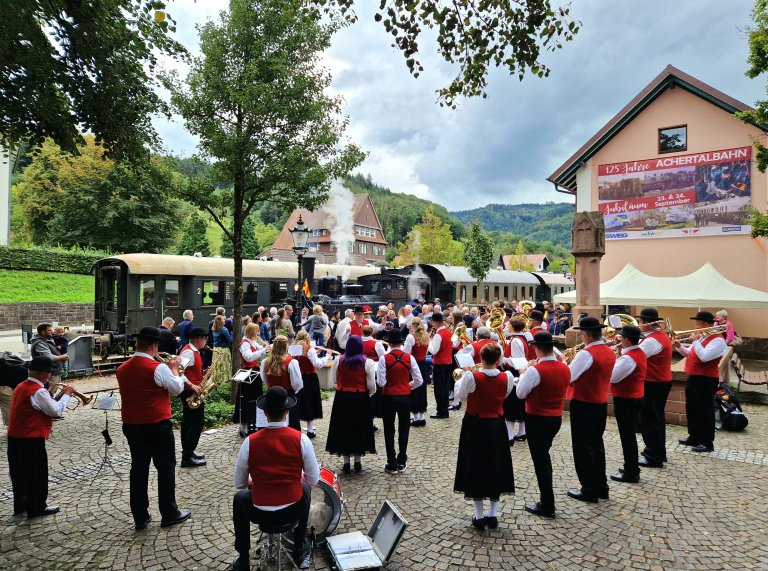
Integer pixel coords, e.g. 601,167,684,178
321,180,355,280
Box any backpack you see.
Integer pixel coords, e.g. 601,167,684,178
714,385,748,431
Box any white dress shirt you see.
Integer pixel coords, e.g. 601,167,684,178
458,368,514,401
500,336,528,370
639,336,663,358
304,347,330,369
134,352,186,395
28,377,70,417
240,338,268,364
428,326,449,355
178,344,199,373
233,419,320,510
610,345,640,384
514,356,560,399
260,358,304,393
328,358,377,395
376,350,424,390
568,340,605,384
361,336,386,359
676,335,728,362
338,319,383,349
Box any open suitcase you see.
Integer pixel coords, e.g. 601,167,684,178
326,501,407,570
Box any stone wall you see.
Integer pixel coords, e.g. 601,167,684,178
0,303,93,330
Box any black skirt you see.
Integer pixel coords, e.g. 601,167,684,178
410,360,429,413
326,391,376,456
454,414,515,500
370,385,382,419
233,373,264,424
503,386,526,422
297,372,323,420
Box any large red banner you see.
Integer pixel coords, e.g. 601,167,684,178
598,147,751,176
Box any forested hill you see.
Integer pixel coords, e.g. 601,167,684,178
451,202,575,248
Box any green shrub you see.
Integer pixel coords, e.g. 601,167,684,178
0,245,109,275
171,381,237,429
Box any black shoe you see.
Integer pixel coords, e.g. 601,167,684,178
691,444,714,453
410,419,419,427
192,452,205,460
307,431,316,439
354,461,362,473
448,403,462,411
135,514,152,531
429,413,448,419
238,430,248,438
28,506,59,519
610,472,639,483
342,463,351,475
598,489,609,500
509,438,515,447
678,438,696,446
12,510,26,517
384,463,399,474
160,510,191,528
638,459,664,468
291,548,310,569
471,516,486,530
567,490,598,504
181,457,206,468
232,554,250,571
418,419,427,427
524,502,555,518
485,516,498,530
514,434,527,442
397,463,407,474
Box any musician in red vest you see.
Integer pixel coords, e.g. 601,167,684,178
428,312,455,418
453,343,515,531
527,310,548,337
502,317,529,443
636,308,673,468
260,336,303,432
338,305,383,350
117,327,201,530
177,327,209,468
7,356,74,518
566,316,616,503
377,329,423,474
362,324,386,430
609,325,647,484
516,332,570,518
674,311,727,453
232,386,319,571
236,323,269,437
451,326,496,411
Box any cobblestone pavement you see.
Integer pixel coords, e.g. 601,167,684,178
1,386,767,571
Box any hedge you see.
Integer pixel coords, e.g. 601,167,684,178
0,246,108,275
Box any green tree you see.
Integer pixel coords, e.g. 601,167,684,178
397,206,464,264
221,215,260,259
15,137,179,252
507,240,534,271
1,1,184,160
740,0,768,172
463,222,494,292
255,223,279,251
167,0,364,359
177,212,211,257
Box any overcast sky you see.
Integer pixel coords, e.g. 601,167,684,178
156,0,764,210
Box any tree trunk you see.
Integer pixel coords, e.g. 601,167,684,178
230,168,245,403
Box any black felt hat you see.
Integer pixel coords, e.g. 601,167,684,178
387,329,404,345
635,308,662,322
572,316,607,331
353,305,364,313
29,356,53,373
188,327,208,338
131,327,161,342
530,331,555,346
690,311,715,324
430,312,444,322
528,310,545,322
256,386,297,412
618,325,644,344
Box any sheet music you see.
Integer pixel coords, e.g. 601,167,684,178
97,395,118,410
510,357,528,371
328,532,381,569
288,344,304,357
454,352,474,369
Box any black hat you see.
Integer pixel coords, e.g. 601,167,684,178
635,307,661,322
528,310,545,322
573,316,607,331
131,327,161,342
29,356,53,373
690,311,715,324
188,327,208,338
256,386,297,412
353,305,364,313
503,307,515,317
387,329,404,345
430,312,444,322
530,331,555,346
534,302,546,313
618,325,644,343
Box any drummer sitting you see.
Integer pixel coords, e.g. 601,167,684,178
232,386,319,571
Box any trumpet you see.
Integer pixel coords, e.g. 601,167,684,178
673,325,727,343
52,383,93,406
156,352,178,363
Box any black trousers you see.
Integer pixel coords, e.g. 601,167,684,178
122,420,179,524
685,375,719,447
613,397,642,478
180,390,205,459
641,381,671,463
7,436,48,515
569,400,607,498
526,414,561,512
381,395,411,465
432,364,452,417
233,483,310,556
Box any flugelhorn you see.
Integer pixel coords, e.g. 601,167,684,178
52,383,93,406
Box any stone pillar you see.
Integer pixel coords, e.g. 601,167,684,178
565,212,605,347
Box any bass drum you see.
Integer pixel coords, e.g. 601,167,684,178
283,466,344,548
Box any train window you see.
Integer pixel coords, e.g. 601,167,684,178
200,280,226,306
484,286,490,301
494,286,499,299
382,279,393,290
395,279,406,290
369,280,380,293
460,286,466,301
270,282,288,304
472,286,477,301
165,280,180,307
140,279,155,308
244,281,259,304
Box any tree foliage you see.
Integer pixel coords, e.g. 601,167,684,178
177,212,211,257
14,137,180,253
739,0,768,172
506,240,534,271
0,1,185,160
221,215,260,259
463,222,494,288
396,206,464,264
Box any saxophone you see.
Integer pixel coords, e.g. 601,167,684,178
186,349,222,410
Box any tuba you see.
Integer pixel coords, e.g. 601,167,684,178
562,342,584,365
488,308,507,348
519,300,535,315
604,314,638,342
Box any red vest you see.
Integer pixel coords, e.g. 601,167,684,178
506,335,528,361
265,356,293,391
240,339,260,369
117,356,171,424
410,340,428,362
362,339,379,361
465,371,507,418
348,319,369,338
248,427,303,506
382,350,412,396
7,380,54,439
181,344,203,385
610,347,647,399
337,361,368,392
566,344,615,404
530,325,548,335
471,339,494,364
432,329,453,365
643,331,672,382
297,353,316,375
684,335,721,378
525,360,570,417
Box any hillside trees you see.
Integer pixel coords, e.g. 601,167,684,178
397,206,464,264
177,212,211,257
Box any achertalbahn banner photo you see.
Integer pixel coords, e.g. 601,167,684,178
597,146,752,240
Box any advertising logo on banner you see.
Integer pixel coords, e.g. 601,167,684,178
598,147,752,240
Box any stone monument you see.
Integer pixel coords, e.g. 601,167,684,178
566,211,605,347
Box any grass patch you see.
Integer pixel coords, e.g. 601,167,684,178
206,219,225,255
0,269,94,303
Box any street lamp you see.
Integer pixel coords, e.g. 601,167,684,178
290,214,311,324
561,260,568,277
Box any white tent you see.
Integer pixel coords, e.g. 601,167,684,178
552,263,768,308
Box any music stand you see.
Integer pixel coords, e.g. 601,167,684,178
232,369,260,435
92,392,121,481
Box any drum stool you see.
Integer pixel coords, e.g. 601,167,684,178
255,520,297,571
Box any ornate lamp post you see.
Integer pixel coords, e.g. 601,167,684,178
561,259,568,277
290,215,310,324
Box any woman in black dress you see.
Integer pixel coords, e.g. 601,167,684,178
293,330,330,438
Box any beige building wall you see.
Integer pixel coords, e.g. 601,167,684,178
575,87,768,337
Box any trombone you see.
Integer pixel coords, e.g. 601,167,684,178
672,325,727,343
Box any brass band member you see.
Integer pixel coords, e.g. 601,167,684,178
236,323,269,437
675,311,727,453
293,330,330,439
404,317,430,426
178,327,209,468
260,336,303,432
429,312,455,419
452,326,496,411
636,308,672,468
504,318,529,444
